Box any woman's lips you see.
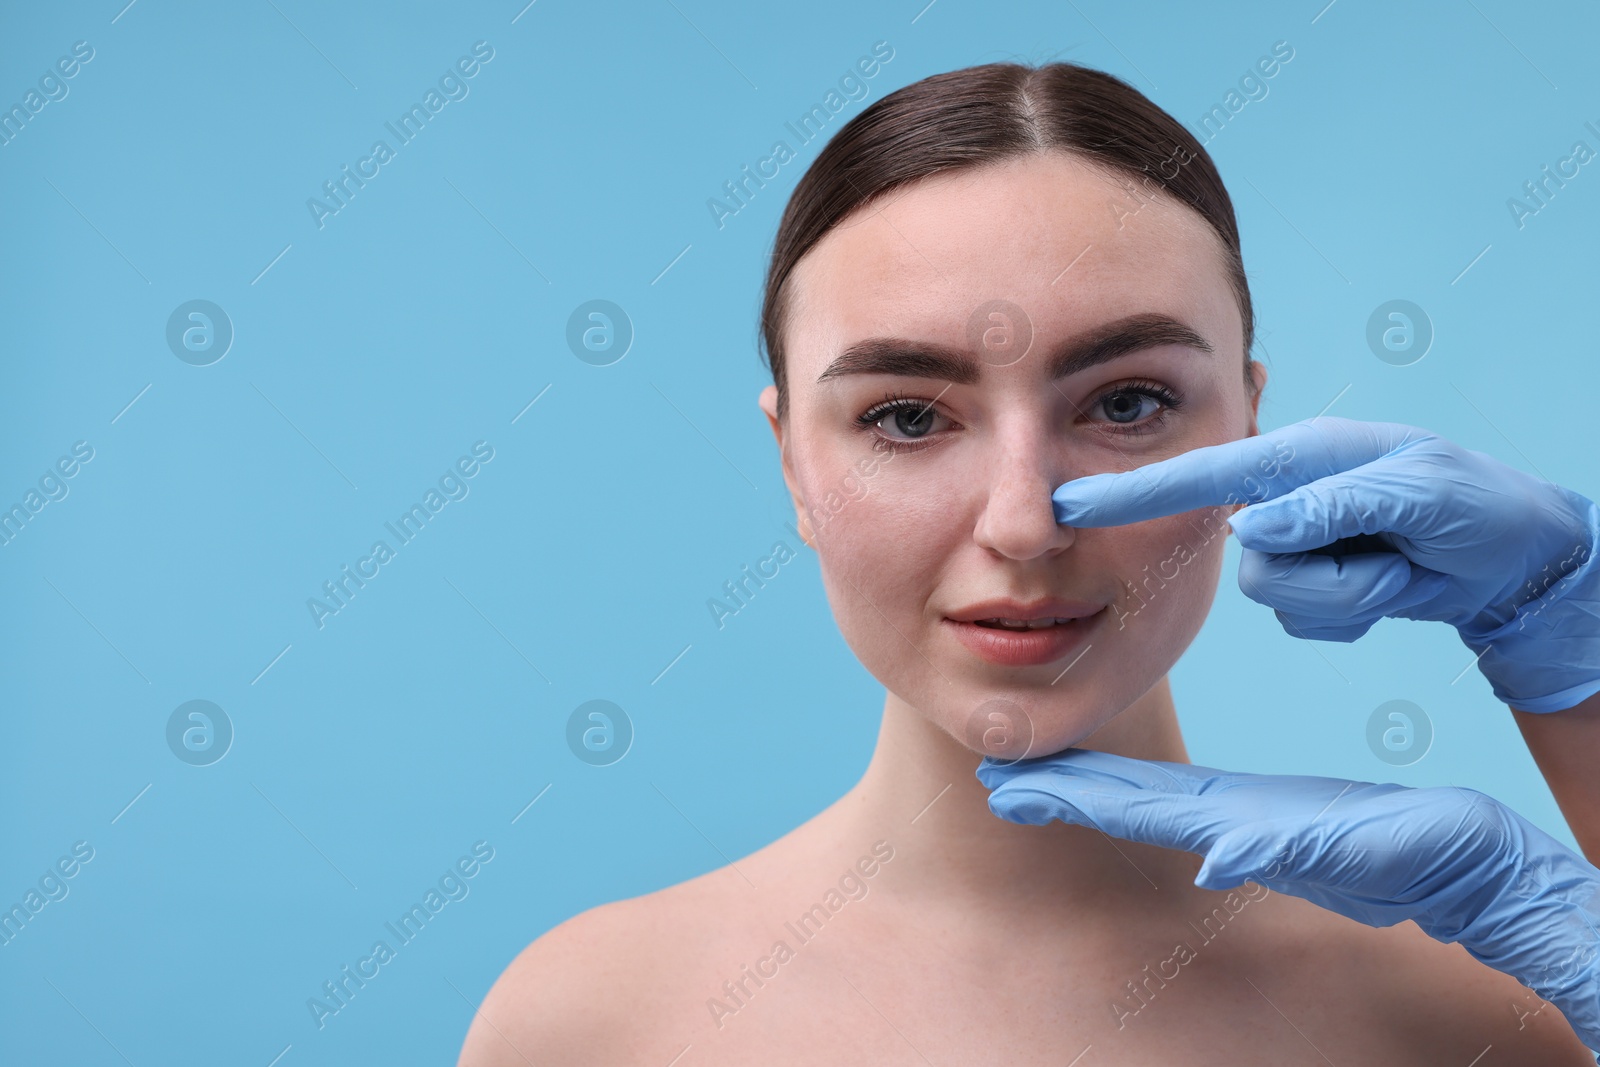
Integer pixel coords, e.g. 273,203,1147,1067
943,611,1102,667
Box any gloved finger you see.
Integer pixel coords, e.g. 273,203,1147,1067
982,750,1380,812
986,772,1245,856
1051,416,1425,528
983,754,1398,863
1235,548,1452,624
1269,608,1378,643
1237,548,1412,616
1193,823,1420,929
977,749,1231,852
984,781,1097,828
1227,452,1477,555
976,747,1228,795
1194,823,1304,890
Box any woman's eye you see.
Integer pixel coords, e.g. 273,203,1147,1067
868,401,947,440
1097,391,1162,424
1087,382,1182,430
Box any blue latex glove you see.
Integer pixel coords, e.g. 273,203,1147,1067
977,748,1600,1054
1051,416,1600,713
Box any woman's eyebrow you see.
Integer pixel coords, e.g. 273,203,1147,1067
815,312,1214,385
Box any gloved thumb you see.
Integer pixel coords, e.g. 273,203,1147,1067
985,783,1096,829
1236,546,1444,623
1226,463,1417,554
1194,825,1300,891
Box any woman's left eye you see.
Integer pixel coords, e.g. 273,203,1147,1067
1087,381,1183,433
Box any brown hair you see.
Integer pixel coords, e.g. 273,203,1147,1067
759,61,1258,423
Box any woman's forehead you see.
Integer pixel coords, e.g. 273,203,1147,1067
785,155,1235,377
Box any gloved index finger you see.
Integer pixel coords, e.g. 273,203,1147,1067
977,747,1225,792
1052,416,1425,528
979,749,1249,858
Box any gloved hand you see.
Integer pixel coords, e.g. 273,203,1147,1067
1050,416,1600,713
977,748,1600,1053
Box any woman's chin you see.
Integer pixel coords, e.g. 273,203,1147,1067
947,692,1120,762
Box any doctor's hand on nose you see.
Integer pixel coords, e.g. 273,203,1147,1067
975,748,1600,1056
1051,415,1600,714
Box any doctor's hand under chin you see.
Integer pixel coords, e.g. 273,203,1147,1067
976,748,1600,1058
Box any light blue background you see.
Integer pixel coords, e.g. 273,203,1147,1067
2,0,1596,1062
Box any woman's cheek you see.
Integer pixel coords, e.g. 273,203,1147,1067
796,436,897,541
807,464,949,663
1104,507,1230,642
812,470,937,589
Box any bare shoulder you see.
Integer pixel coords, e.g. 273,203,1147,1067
1366,919,1598,1063
1243,892,1596,1063
455,868,743,1067
454,898,641,1067
455,793,854,1066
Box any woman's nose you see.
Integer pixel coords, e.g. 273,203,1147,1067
972,451,1077,560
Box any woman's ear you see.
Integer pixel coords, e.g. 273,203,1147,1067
1223,360,1271,524
1245,359,1268,436
759,385,816,548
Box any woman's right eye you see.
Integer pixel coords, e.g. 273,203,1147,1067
855,395,951,447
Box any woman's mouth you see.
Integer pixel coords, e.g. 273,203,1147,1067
972,617,1079,630
943,611,1103,667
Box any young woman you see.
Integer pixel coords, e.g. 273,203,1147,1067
458,61,1599,1064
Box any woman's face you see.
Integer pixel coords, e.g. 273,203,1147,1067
760,151,1267,757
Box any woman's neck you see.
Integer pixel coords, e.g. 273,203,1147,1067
835,677,1202,919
